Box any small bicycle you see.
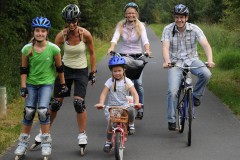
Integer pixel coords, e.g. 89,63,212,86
170,62,208,146
95,102,141,160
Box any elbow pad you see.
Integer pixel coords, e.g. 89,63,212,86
20,66,29,75
56,65,63,73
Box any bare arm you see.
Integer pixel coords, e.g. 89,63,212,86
54,53,65,84
21,54,28,88
199,38,215,68
54,30,64,47
162,41,171,68
84,30,97,73
129,86,140,104
95,86,109,109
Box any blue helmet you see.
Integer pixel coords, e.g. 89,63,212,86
124,2,139,12
108,56,126,70
32,17,51,29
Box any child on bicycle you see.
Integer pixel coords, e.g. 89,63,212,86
95,56,141,153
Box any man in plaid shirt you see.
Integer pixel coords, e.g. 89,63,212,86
161,4,215,131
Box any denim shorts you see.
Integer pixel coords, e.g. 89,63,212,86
54,65,89,98
23,83,53,125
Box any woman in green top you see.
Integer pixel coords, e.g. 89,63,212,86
14,17,67,160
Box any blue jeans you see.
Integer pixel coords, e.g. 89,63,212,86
167,60,212,123
23,84,53,125
132,72,144,112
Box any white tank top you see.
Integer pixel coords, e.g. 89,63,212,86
62,28,87,69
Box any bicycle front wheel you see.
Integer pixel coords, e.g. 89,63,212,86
177,87,185,133
187,89,193,146
114,132,124,160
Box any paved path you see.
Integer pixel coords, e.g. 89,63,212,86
1,27,240,160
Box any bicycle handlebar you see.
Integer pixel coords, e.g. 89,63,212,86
95,104,142,110
109,51,154,58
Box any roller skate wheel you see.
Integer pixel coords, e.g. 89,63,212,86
15,155,24,160
43,156,49,160
30,143,40,151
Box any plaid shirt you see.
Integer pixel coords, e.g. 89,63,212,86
161,22,206,66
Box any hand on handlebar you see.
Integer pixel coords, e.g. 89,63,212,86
206,61,215,68
95,104,105,110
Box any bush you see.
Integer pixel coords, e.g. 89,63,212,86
218,50,240,70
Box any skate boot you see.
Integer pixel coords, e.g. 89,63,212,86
78,132,88,156
30,131,42,150
14,133,30,160
41,133,52,160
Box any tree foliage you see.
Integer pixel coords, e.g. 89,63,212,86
0,0,239,102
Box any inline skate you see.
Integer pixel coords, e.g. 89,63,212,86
78,132,87,156
14,133,30,160
41,133,52,160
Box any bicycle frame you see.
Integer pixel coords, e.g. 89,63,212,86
173,63,207,146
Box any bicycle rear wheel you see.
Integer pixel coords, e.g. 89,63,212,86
177,87,185,133
187,89,193,146
114,132,124,160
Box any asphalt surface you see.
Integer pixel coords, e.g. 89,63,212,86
1,27,240,160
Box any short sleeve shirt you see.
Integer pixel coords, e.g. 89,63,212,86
21,41,60,85
161,22,206,66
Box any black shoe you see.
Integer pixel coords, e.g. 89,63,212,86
168,122,176,131
193,96,201,106
135,112,143,120
103,142,112,153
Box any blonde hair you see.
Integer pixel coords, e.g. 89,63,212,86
117,18,142,38
26,37,36,57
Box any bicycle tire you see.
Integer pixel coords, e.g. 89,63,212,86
177,87,185,133
187,89,193,146
114,132,124,160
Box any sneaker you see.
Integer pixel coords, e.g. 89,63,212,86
103,142,112,153
168,122,176,131
135,112,143,120
193,96,201,106
128,126,135,135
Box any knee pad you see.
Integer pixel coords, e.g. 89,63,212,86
50,99,62,112
37,107,50,123
24,106,36,121
73,99,86,113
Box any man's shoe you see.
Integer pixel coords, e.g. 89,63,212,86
193,96,201,106
168,122,176,131
135,112,143,120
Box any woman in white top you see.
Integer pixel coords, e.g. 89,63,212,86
108,2,151,120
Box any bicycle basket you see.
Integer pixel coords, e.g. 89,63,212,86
124,56,146,80
109,107,128,123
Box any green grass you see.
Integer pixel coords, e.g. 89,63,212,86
0,39,109,155
149,23,240,118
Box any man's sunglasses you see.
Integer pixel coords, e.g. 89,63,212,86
66,19,78,24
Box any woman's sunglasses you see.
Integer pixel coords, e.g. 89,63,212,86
66,19,78,24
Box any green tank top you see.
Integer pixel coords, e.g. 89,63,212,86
21,41,60,85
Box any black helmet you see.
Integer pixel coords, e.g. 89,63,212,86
61,4,81,21
173,4,189,16
124,2,139,13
